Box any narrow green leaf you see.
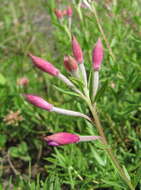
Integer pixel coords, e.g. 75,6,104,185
0,73,6,85
122,165,131,181
53,85,79,97
90,144,106,166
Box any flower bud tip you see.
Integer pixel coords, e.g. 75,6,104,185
67,6,73,17
28,53,59,76
44,132,80,146
64,55,78,72
92,38,103,71
54,9,64,19
23,94,53,111
72,36,83,63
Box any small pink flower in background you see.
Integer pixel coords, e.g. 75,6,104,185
72,36,83,63
17,77,29,86
44,132,101,146
29,53,59,76
92,38,104,71
54,9,64,19
67,6,73,17
62,9,67,16
24,94,53,111
64,55,78,72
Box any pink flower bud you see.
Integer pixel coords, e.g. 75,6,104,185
72,36,83,63
44,132,101,146
92,38,103,71
24,94,53,111
67,6,73,17
17,77,29,86
64,55,78,72
62,9,67,16
24,94,90,120
29,54,59,76
44,132,80,146
54,9,63,19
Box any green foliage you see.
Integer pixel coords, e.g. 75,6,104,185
0,134,7,148
9,142,31,161
0,0,141,189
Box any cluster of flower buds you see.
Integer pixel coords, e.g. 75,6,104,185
54,6,73,20
54,6,73,30
24,35,103,146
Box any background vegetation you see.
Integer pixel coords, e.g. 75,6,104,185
0,0,141,189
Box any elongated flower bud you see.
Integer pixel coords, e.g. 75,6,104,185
24,94,53,111
29,54,59,76
24,94,91,121
43,132,101,146
54,9,63,19
44,132,79,146
67,6,73,17
64,55,78,72
92,38,103,71
72,36,83,63
28,54,81,94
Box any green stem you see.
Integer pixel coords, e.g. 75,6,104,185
89,1,115,61
86,99,135,190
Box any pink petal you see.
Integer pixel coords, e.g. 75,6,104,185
29,54,59,76
92,38,103,71
24,94,53,111
44,132,80,146
72,36,83,63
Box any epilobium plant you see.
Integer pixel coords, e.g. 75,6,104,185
24,36,135,190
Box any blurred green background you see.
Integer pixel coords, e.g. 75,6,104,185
0,0,141,189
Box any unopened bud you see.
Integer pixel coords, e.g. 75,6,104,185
67,6,73,17
54,9,63,19
29,54,59,76
24,94,91,121
44,132,101,146
72,36,83,63
24,94,53,111
44,132,79,146
92,38,103,71
64,55,78,72
62,9,67,16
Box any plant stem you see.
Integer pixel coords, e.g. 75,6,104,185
86,99,135,190
91,2,115,61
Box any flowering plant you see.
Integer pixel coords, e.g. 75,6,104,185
23,2,135,189
23,35,134,189
24,37,102,146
